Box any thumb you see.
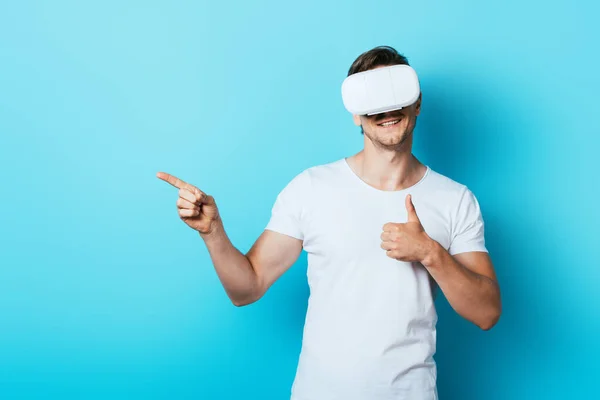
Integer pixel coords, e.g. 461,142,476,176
193,187,215,206
405,194,421,223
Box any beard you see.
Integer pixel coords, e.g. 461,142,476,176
363,118,416,151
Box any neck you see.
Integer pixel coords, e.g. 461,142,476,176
346,135,426,191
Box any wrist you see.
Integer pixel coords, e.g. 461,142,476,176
420,237,442,268
199,218,225,242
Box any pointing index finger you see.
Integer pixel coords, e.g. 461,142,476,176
156,172,190,190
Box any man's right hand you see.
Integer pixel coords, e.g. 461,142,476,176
157,172,221,235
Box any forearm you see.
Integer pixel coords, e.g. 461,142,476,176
422,241,501,330
200,221,260,306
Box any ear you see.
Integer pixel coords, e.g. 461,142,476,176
415,93,422,116
352,114,362,127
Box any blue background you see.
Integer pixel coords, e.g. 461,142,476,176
1,1,598,399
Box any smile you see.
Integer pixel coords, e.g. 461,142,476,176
377,119,401,127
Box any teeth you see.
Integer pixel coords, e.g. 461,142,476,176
380,119,400,126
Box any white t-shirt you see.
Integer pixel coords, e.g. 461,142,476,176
265,158,488,400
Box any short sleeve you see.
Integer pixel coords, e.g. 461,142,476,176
264,170,310,241
449,188,488,255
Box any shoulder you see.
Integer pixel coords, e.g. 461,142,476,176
269,160,345,218
424,168,470,196
421,168,480,213
304,158,347,179
285,158,347,188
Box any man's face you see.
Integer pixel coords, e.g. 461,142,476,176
351,65,422,149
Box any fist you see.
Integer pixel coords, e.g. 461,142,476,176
381,194,432,263
157,172,221,235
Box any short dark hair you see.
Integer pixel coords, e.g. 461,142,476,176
347,45,409,76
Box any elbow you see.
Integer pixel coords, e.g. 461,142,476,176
230,291,262,307
229,275,265,307
478,306,502,331
478,319,497,331
231,298,254,307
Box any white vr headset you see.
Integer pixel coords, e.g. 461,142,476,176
341,64,420,116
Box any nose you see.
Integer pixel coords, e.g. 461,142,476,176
374,110,403,121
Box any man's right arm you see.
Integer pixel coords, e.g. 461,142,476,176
201,223,303,306
157,170,303,307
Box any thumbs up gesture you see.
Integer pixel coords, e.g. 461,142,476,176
381,194,433,263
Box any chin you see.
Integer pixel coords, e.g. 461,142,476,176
376,132,410,148
381,131,406,143
364,125,411,148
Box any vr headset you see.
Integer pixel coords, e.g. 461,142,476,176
341,65,420,116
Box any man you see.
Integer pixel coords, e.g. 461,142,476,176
157,46,501,400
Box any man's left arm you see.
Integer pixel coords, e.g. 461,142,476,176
421,246,501,330
381,194,501,331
